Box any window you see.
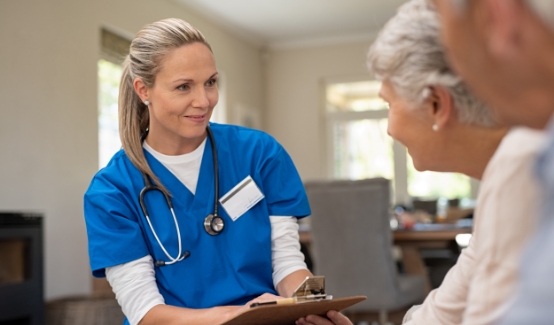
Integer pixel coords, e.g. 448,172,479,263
98,28,129,169
325,79,472,204
98,59,123,168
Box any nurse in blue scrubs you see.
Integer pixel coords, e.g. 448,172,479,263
84,18,313,325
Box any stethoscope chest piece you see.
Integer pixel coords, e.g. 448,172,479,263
204,214,225,236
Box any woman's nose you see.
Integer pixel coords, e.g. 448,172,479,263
192,87,210,108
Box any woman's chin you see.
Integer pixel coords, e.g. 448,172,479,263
411,159,428,172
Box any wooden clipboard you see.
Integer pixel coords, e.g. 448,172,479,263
221,295,367,325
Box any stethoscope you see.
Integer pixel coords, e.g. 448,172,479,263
139,126,224,266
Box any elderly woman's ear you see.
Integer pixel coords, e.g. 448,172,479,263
426,85,456,132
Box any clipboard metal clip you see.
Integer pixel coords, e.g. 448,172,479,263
250,276,332,308
292,276,331,302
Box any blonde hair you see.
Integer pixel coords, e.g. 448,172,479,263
119,18,211,194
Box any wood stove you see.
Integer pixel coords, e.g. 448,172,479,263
0,212,44,325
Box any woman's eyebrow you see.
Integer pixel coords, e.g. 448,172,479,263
172,77,194,84
172,72,218,84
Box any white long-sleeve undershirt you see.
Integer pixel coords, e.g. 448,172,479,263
106,141,307,325
106,216,306,325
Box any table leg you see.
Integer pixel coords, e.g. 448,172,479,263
398,245,432,294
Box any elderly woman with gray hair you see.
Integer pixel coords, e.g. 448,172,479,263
296,1,545,325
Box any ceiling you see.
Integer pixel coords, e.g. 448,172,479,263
174,0,408,49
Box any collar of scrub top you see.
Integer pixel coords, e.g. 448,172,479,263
138,125,224,267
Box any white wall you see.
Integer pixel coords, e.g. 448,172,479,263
264,41,374,180
0,0,264,300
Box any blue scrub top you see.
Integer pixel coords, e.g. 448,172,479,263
84,123,311,310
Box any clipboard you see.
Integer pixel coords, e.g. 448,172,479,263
222,295,366,325
221,276,367,325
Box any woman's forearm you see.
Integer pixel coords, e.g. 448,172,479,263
276,269,314,297
138,293,284,325
138,304,239,325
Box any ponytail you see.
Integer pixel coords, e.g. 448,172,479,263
119,56,165,194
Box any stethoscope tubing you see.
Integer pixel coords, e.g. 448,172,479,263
145,205,185,265
209,126,219,218
139,125,222,266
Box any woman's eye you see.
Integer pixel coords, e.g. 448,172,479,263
206,79,217,87
177,84,190,91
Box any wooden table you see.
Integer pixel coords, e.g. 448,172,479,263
299,225,472,294
394,226,472,293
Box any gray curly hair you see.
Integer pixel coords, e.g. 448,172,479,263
367,0,496,127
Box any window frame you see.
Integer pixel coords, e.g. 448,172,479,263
322,76,477,205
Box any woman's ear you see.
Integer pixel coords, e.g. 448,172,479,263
133,78,149,103
428,86,455,130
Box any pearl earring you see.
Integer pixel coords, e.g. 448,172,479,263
432,124,439,132
144,100,150,106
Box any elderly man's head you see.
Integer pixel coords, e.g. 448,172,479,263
431,0,554,129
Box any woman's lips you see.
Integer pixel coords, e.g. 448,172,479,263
184,114,206,122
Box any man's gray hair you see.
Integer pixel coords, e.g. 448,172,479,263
525,0,554,29
367,0,496,127
451,0,554,30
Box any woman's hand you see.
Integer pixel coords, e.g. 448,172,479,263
226,293,284,320
296,311,353,325
246,293,283,306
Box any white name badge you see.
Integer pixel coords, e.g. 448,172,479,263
220,175,265,221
